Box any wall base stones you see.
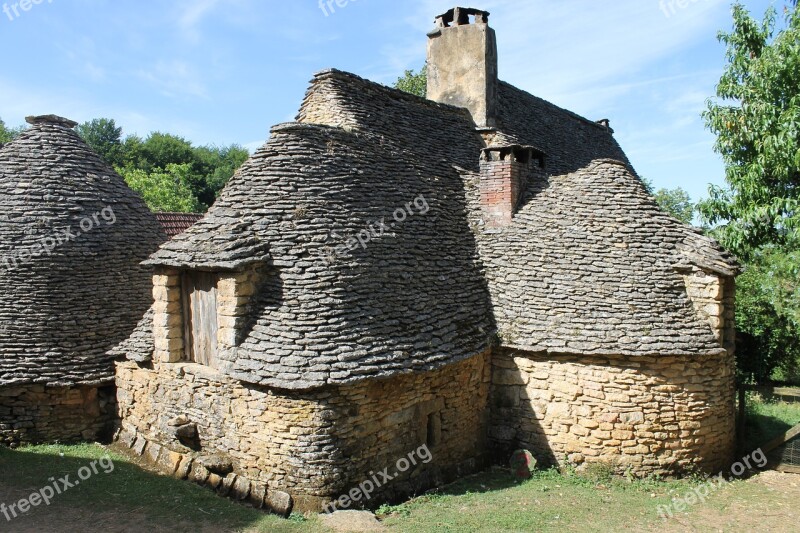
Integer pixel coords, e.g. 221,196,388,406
113,425,294,517
489,349,736,476
0,384,116,446
115,349,491,513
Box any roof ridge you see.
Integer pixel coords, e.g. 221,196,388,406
309,68,476,118
497,80,611,132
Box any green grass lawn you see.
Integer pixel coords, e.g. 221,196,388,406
742,393,800,452
2,398,799,533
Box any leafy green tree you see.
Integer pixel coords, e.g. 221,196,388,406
74,118,249,211
394,66,427,98
76,118,124,167
138,132,196,172
0,118,24,144
119,163,202,213
192,144,249,205
736,247,800,383
640,177,696,224
700,3,800,384
654,187,695,225
698,3,800,260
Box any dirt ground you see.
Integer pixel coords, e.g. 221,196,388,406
653,470,800,533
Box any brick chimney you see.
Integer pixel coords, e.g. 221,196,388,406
427,7,497,128
480,146,546,227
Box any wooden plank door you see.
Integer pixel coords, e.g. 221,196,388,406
182,271,219,367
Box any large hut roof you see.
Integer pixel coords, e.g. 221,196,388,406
0,115,165,386
124,69,739,389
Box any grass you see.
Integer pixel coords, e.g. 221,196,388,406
742,393,800,452
0,444,325,532
376,466,698,532
4,400,800,533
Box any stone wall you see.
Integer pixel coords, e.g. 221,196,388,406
0,384,116,446
115,349,490,512
489,349,736,476
683,268,736,356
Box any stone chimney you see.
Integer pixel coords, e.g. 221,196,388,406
427,7,497,128
480,145,546,227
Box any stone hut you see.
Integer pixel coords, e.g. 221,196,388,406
0,115,165,445
114,8,739,513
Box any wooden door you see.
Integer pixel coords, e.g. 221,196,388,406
182,271,219,367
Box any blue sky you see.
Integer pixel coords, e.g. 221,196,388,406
0,0,786,202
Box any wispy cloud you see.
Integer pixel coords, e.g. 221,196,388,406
174,0,223,43
136,60,208,99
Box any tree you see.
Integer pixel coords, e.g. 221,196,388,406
654,187,695,225
118,163,202,213
640,177,696,224
698,3,800,260
192,144,250,205
394,66,427,98
736,246,800,383
700,3,800,384
72,118,249,211
138,132,196,172
0,117,24,144
76,118,124,167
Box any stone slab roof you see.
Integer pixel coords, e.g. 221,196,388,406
121,69,740,388
0,116,165,386
469,159,731,357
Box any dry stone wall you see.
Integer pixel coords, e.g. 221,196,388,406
115,350,490,512
490,349,736,475
683,268,736,355
0,385,116,446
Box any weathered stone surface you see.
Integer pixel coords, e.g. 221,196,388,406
265,489,293,518
115,350,491,512
197,454,234,476
0,385,116,447
427,9,497,127
490,349,736,476
0,115,165,444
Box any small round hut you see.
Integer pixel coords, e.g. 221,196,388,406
0,115,166,445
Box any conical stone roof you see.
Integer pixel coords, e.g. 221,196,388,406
0,115,166,386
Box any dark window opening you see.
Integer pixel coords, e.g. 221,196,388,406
426,411,442,448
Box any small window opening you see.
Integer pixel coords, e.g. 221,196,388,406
426,411,442,448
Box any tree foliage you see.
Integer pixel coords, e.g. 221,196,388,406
654,187,695,225
701,3,800,384
118,163,202,213
76,118,125,167
0,117,24,144
394,66,427,98
699,3,800,260
736,247,800,383
76,119,249,212
641,177,696,224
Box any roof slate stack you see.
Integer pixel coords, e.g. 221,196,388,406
146,119,495,389
123,67,739,388
0,115,166,386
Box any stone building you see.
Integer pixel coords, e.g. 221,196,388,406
113,8,739,513
0,115,165,445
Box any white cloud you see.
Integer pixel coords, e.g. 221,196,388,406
174,0,223,43
136,60,208,100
